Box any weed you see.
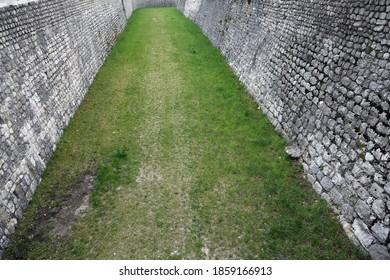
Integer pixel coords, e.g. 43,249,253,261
112,148,128,160
355,139,365,150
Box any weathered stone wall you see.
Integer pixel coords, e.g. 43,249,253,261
122,0,178,23
0,0,176,258
1,0,388,260
178,0,390,259
132,0,177,9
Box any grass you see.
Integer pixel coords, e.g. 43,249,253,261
4,7,367,259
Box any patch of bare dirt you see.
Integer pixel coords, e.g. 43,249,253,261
35,173,95,237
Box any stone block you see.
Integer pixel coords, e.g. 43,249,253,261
341,204,354,223
384,215,390,226
365,152,374,161
384,183,390,195
0,0,127,241
320,177,333,191
329,188,343,206
306,174,316,184
321,193,331,203
285,145,302,159
332,173,343,186
369,183,384,198
368,244,390,260
313,182,323,194
361,162,375,176
372,199,386,219
371,223,390,243
355,200,372,224
352,219,375,248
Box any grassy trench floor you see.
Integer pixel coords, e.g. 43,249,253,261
4,8,366,259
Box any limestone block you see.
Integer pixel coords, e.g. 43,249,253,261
355,200,372,224
352,219,375,248
372,199,386,219
371,223,390,243
369,183,384,198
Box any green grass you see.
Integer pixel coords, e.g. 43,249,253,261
3,7,367,260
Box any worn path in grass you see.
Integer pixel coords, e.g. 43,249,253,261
4,8,366,259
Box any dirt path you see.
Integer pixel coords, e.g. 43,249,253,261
106,15,199,259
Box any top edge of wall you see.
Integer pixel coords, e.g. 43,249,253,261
0,0,39,9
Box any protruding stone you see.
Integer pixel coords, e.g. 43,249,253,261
341,204,354,223
329,188,343,205
384,183,390,195
365,152,374,161
285,145,302,159
352,219,374,248
371,223,390,243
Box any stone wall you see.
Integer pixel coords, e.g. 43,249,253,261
0,0,176,258
177,0,390,259
1,0,389,260
123,0,177,15
132,0,177,9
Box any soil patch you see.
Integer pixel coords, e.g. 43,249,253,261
35,173,95,237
